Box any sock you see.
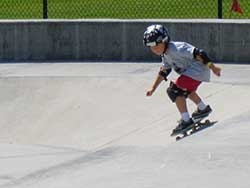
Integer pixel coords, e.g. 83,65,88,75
197,101,207,111
181,112,190,122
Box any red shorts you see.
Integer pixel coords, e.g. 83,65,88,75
175,75,201,92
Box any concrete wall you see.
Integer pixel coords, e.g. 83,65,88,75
0,19,249,63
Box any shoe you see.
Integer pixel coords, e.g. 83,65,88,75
172,118,194,135
192,105,212,119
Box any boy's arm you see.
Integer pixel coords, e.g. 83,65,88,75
146,67,171,96
146,68,171,96
146,74,164,96
206,62,221,76
193,48,221,77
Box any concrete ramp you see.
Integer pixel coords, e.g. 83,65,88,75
0,63,250,188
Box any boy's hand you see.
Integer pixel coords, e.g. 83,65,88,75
207,62,221,77
146,73,164,97
146,89,154,96
210,64,221,77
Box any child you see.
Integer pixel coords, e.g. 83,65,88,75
143,24,221,135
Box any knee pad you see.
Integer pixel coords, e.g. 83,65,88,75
166,82,190,102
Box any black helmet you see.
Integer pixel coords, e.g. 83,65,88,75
143,24,170,47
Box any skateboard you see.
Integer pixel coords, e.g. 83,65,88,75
171,116,216,141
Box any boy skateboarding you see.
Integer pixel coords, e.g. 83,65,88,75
143,24,221,135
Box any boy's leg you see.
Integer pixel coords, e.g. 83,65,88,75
175,96,190,122
176,96,187,113
188,91,212,118
174,75,201,122
188,91,201,105
166,82,191,122
188,92,206,110
175,75,209,113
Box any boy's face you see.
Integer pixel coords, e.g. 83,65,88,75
150,42,166,56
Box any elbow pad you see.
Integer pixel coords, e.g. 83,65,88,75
193,48,211,64
159,68,171,81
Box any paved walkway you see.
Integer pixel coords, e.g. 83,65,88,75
0,63,250,188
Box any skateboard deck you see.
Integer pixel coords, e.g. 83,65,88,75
171,116,217,141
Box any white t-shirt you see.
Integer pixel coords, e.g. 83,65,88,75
161,41,210,82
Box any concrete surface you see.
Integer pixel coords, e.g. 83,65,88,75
0,62,250,187
1,19,250,62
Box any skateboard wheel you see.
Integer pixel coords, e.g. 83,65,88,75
205,120,210,124
176,136,182,141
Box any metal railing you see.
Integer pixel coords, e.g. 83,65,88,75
0,0,248,19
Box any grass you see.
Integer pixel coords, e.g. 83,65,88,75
0,0,249,19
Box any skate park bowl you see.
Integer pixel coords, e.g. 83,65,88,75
0,62,250,188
